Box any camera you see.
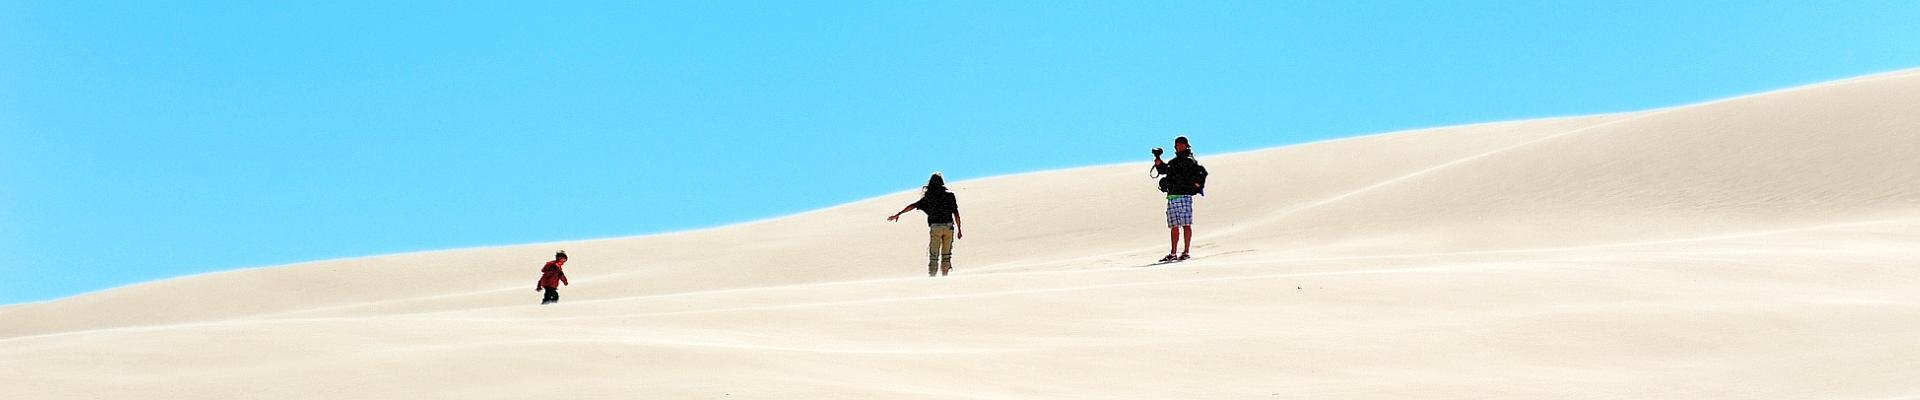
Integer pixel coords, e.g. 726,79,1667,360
1152,147,1164,157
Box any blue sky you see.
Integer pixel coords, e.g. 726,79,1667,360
3,1,1917,304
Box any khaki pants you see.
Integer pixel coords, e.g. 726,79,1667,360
928,223,955,275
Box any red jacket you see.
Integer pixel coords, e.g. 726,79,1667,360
537,259,569,289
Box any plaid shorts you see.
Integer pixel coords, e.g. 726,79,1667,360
1166,195,1193,227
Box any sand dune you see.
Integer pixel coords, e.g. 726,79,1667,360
5,69,1919,399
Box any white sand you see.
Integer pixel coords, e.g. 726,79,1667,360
5,69,1919,399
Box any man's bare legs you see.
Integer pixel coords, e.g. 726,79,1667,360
1181,225,1192,258
1168,227,1180,256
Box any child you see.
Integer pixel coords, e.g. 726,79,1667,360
535,250,569,304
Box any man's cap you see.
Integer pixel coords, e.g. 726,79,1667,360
1175,135,1189,145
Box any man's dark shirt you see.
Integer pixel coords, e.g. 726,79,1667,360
1155,153,1204,196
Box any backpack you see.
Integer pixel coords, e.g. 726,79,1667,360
1192,163,1208,195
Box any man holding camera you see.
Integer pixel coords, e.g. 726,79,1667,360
1153,135,1206,262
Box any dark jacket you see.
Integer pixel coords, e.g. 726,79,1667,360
912,189,960,225
1155,153,1205,196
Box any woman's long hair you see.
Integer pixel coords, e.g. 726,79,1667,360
921,172,947,195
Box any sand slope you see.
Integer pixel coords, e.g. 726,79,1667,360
4,69,1919,399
